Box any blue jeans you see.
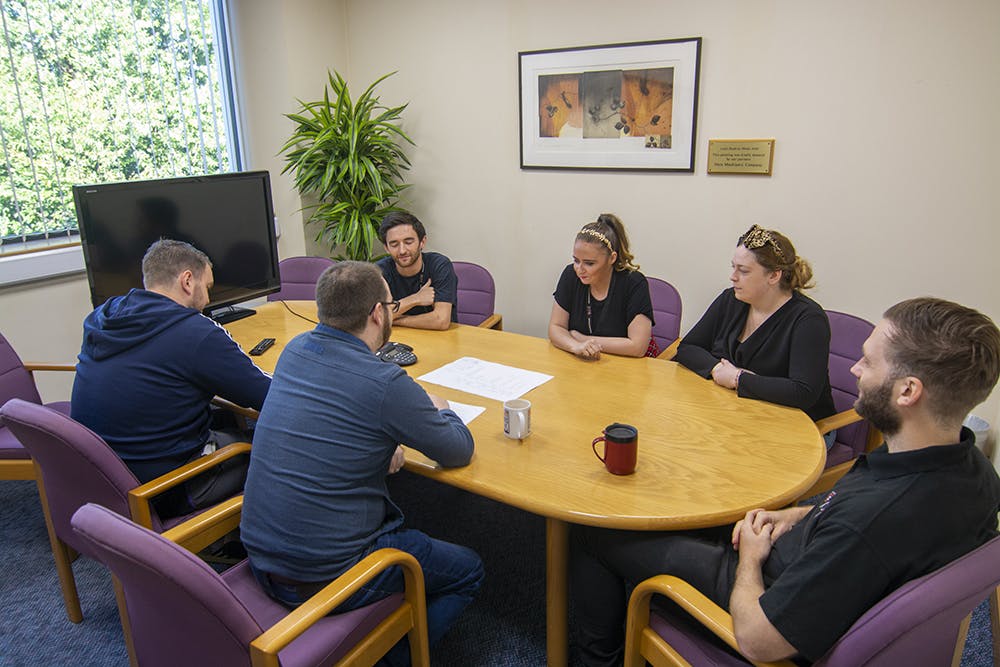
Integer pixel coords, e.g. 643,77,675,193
252,528,483,667
824,429,837,450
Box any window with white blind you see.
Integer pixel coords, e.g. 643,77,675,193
0,0,242,264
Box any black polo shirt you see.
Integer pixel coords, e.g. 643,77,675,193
758,428,1000,661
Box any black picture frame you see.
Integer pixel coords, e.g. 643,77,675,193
519,37,702,172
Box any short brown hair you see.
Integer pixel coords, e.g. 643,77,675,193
883,297,1000,424
379,210,426,244
316,261,388,334
141,239,211,289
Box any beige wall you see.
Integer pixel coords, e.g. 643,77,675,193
0,276,93,402
337,0,1000,436
341,0,999,330
228,0,349,258
2,0,999,446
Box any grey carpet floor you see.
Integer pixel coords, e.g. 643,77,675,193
0,473,548,666
0,472,993,665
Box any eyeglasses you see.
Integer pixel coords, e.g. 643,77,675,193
370,299,400,315
738,224,786,261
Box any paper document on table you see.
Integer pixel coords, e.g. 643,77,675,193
419,357,553,402
445,400,486,425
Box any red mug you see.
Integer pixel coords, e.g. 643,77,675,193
592,423,638,475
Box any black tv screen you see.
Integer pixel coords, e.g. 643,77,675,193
73,171,280,317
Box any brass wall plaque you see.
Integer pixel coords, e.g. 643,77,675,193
707,139,775,175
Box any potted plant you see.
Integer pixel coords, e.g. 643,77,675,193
281,71,414,261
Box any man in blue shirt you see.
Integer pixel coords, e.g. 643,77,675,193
242,261,482,666
71,239,271,517
376,210,458,330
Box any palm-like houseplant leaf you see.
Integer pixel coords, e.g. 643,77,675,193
281,71,414,260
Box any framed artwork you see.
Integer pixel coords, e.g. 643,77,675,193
518,37,702,172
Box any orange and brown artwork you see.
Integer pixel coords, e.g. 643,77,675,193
581,70,623,138
537,67,674,144
621,67,673,143
538,74,583,137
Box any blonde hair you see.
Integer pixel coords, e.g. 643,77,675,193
576,213,639,271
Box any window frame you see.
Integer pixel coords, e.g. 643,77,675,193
0,0,246,287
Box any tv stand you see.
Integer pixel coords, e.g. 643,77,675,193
208,305,257,324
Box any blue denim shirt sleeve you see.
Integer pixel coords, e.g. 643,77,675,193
379,371,474,468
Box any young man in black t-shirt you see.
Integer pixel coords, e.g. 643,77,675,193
375,210,457,330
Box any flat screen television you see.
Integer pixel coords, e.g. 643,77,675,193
73,171,280,323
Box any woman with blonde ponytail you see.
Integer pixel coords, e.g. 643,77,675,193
548,213,656,360
674,224,836,435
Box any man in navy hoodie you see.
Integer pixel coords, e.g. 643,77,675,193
71,239,271,517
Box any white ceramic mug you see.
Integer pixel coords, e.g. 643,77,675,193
503,398,531,439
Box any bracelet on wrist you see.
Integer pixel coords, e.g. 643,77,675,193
733,369,743,391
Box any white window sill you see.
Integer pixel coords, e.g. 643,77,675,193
0,244,86,287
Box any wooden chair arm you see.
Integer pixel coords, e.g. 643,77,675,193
127,442,252,529
477,313,503,330
865,425,883,452
815,408,863,435
657,338,681,361
23,362,76,373
626,575,796,667
798,414,882,502
211,396,260,420
160,495,244,553
795,461,853,503
249,548,430,667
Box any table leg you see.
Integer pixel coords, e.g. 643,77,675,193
546,517,569,667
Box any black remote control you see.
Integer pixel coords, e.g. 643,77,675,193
249,338,275,356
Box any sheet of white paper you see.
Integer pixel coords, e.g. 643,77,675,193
445,400,486,425
419,357,553,402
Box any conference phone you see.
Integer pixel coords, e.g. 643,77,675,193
376,341,417,366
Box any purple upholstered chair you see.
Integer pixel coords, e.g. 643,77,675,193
70,501,430,667
0,398,250,623
268,256,336,301
798,310,881,500
646,276,682,359
0,332,74,481
625,534,1000,666
823,311,879,464
453,261,502,329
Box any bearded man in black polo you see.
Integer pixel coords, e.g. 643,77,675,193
571,297,1000,665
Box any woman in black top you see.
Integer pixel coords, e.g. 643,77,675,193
674,224,836,426
548,214,655,360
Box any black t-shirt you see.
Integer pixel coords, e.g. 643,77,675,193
552,265,654,337
757,430,1000,661
376,251,458,322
